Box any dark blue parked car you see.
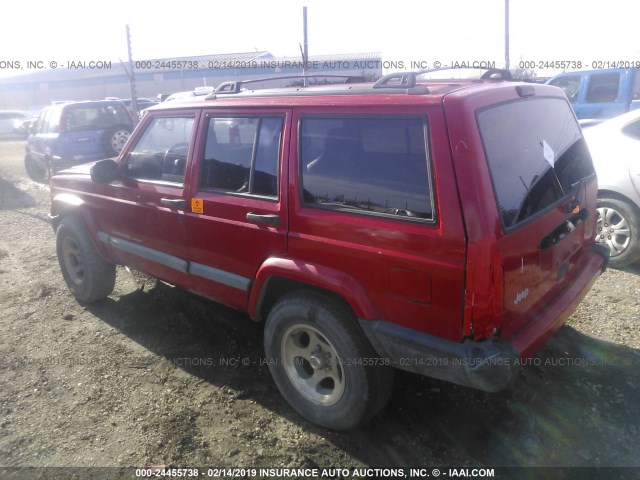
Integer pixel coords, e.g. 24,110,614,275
546,68,640,120
25,100,135,181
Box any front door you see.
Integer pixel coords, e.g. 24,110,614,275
94,112,197,289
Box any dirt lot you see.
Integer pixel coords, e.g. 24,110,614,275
0,139,639,478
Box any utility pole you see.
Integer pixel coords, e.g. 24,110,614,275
300,6,309,86
125,25,139,120
505,0,510,71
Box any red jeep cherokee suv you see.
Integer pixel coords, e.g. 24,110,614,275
49,71,609,430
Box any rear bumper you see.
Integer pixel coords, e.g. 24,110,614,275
360,243,609,393
359,319,520,392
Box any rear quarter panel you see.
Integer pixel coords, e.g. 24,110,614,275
287,103,468,341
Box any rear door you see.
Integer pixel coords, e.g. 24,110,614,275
476,95,596,337
291,107,467,341
183,110,289,311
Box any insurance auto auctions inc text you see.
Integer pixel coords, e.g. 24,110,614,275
190,467,495,478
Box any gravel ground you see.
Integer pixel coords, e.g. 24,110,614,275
0,139,639,479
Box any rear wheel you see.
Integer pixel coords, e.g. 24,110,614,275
24,154,47,182
595,197,640,268
264,292,393,430
56,216,115,302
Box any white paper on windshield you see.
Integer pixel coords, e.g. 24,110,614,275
542,139,555,168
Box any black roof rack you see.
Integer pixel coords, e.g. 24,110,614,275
373,67,513,88
212,75,364,95
201,67,514,100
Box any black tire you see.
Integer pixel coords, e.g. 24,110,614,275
24,154,47,183
264,292,394,430
103,125,132,156
56,216,115,302
595,197,640,268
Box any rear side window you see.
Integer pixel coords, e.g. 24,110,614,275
200,117,282,198
34,110,48,134
585,73,621,103
478,97,594,229
42,109,53,133
300,116,434,221
632,71,640,100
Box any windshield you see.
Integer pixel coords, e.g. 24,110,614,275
477,97,594,229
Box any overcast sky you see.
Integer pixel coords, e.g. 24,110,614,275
0,0,638,79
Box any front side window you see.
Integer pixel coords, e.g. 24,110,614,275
124,116,195,184
200,116,282,198
478,97,595,229
300,116,434,221
548,75,581,103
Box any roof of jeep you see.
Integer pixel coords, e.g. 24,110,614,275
146,72,564,111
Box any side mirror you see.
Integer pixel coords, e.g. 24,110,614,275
90,159,120,184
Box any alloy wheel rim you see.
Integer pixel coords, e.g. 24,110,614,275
281,324,345,406
595,206,630,257
61,236,85,286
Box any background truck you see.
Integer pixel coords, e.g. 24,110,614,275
546,68,640,120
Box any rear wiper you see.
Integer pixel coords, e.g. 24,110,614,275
563,176,591,214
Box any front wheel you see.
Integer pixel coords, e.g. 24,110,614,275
264,292,393,430
595,197,640,268
56,216,116,302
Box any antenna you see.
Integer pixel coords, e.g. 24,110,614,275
125,25,139,120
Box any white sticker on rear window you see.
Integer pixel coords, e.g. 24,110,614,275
542,139,555,167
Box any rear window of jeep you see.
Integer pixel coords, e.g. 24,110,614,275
300,116,434,221
478,98,594,229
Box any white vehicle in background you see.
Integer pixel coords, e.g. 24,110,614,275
164,86,214,102
584,109,640,267
0,110,35,137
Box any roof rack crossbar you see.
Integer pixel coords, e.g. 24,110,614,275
372,73,417,88
211,74,365,95
373,66,512,89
